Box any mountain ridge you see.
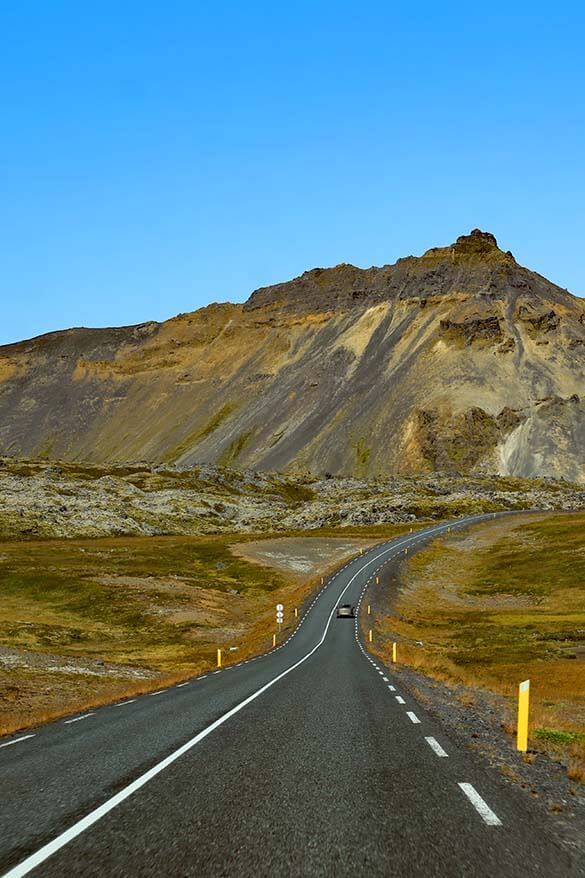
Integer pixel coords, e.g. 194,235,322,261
243,229,580,314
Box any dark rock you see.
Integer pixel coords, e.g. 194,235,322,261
243,230,540,314
519,309,561,333
497,407,525,432
455,229,499,249
440,315,502,345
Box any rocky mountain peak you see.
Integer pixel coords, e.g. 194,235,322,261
243,229,532,314
421,228,511,264
457,228,498,248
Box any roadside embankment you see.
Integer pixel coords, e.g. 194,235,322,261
365,512,585,852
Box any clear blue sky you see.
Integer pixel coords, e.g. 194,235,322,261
1,1,583,345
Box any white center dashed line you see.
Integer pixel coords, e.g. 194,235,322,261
63,713,94,725
458,783,502,826
395,696,405,704
425,737,448,757
406,711,420,724
114,700,136,708
176,682,190,688
149,690,166,696
0,734,35,749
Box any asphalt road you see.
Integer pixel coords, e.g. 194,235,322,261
0,513,579,877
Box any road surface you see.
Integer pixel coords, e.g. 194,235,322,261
0,514,578,876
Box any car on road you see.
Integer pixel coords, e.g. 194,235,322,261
336,604,355,618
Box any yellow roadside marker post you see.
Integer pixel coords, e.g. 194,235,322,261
368,629,373,643
294,607,298,618
321,577,324,585
272,633,277,648
217,648,222,668
517,680,530,753
367,605,371,615
376,576,379,585
392,643,397,663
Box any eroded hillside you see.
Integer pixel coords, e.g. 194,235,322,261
1,230,583,480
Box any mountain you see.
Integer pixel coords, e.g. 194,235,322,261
1,229,584,481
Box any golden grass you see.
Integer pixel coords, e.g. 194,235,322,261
0,668,203,737
568,753,585,784
1,574,319,738
372,512,585,780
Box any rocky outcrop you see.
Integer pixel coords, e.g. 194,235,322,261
439,315,502,345
518,307,561,334
409,406,526,473
0,459,581,540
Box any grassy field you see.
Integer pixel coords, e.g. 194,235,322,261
0,522,420,735
0,533,308,734
374,513,585,782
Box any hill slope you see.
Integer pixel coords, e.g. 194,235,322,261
1,230,584,480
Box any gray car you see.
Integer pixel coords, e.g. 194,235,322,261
336,604,355,618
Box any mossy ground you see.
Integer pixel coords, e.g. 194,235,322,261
374,512,585,780
0,522,416,734
0,533,291,733
0,535,285,667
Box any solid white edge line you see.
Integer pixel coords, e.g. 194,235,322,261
458,783,502,826
425,737,448,757
2,541,403,878
0,735,35,749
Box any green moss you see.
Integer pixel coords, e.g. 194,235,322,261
218,431,253,466
38,439,56,460
353,438,371,475
276,483,316,503
534,727,585,745
162,402,238,463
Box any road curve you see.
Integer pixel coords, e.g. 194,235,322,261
0,513,578,877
